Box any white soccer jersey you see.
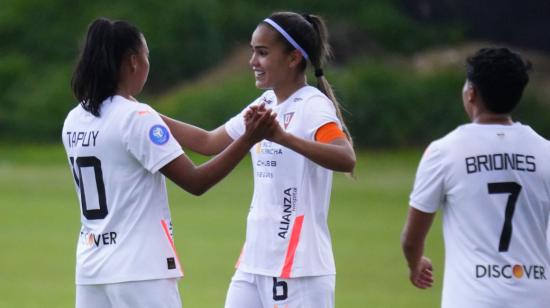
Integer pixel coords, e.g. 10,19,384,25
225,86,340,278
410,123,550,308
62,95,184,285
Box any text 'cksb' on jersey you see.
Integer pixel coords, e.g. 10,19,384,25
410,123,550,308
62,95,184,285
225,86,340,278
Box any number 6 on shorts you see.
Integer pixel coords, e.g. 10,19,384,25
272,277,288,301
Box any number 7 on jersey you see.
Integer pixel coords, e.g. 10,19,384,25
487,182,522,252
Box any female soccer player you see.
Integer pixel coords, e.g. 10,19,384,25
63,17,275,308
162,11,355,308
401,48,550,307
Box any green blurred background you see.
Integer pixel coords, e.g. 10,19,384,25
1,0,549,145
1,0,549,307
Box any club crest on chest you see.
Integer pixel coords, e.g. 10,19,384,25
283,112,294,130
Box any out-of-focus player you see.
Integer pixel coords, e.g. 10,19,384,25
401,47,550,308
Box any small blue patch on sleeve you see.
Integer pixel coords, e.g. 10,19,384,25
149,125,170,145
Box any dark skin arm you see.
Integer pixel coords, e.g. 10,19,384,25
162,104,355,172
401,207,436,289
160,115,232,156
160,108,277,196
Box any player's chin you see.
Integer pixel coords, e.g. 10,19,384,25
254,79,270,90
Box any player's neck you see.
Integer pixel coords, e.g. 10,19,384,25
115,87,135,102
274,76,306,105
472,113,513,125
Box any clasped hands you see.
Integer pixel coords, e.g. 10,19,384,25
242,103,284,144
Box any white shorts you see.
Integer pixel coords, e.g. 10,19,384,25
224,270,335,308
76,278,181,308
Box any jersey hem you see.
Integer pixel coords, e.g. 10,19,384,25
409,200,438,213
237,265,336,278
224,123,239,141
149,148,184,173
76,273,183,285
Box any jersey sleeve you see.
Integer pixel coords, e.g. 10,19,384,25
315,122,346,143
224,96,265,140
303,96,341,140
224,108,247,141
409,142,446,213
121,105,184,173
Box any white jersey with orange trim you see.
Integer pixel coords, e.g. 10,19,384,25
62,95,184,285
410,123,550,308
225,86,341,278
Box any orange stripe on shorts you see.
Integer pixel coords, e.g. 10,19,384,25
315,122,345,144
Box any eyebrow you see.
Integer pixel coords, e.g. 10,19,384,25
251,44,269,50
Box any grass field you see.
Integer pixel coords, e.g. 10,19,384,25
0,145,444,308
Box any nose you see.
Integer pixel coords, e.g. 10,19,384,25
249,52,258,68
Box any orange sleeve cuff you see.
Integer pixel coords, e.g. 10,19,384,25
315,122,346,144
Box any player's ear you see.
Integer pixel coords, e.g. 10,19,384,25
120,53,137,74
466,83,476,103
129,54,138,73
287,50,303,69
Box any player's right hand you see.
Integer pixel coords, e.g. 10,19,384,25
243,104,277,144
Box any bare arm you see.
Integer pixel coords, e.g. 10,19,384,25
160,114,232,155
401,207,436,289
268,125,356,172
160,109,276,196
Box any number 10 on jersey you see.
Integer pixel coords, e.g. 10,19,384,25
70,156,108,220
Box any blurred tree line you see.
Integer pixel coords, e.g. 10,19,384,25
402,0,550,52
0,0,548,146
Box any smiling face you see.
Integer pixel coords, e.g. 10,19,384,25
249,24,295,91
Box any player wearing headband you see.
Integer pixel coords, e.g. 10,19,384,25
401,48,550,308
162,11,355,308
64,17,275,308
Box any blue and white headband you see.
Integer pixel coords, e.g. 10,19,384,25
263,18,309,61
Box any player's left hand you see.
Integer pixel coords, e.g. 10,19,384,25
243,104,277,144
247,103,285,144
410,256,434,289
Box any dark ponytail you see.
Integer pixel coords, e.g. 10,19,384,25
71,18,142,117
263,12,353,146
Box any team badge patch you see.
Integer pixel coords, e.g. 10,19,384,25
283,112,294,129
149,125,170,145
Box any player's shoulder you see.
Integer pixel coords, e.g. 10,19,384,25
110,96,154,113
522,125,550,156
300,86,329,101
104,96,159,126
298,86,333,110
249,90,276,108
428,125,466,149
63,102,91,128
65,101,87,117
418,125,471,164
516,122,549,143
